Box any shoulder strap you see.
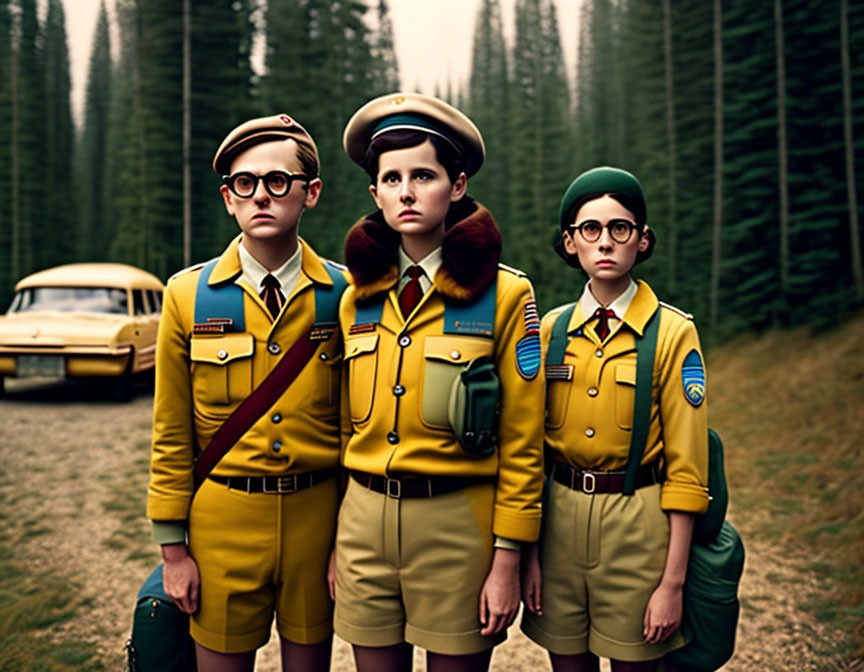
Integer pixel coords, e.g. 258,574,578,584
546,304,577,366
194,259,245,331
314,262,348,325
622,307,660,495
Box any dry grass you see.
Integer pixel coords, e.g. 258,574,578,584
708,310,864,658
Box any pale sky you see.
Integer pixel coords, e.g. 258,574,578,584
62,0,580,125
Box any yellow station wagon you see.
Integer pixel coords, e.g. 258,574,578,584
0,263,164,398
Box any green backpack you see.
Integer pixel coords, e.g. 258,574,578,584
548,303,744,672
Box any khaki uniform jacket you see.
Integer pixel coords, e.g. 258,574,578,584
542,280,709,514
339,266,545,543
147,237,345,522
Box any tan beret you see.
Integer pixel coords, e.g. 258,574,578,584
212,114,319,176
343,92,485,177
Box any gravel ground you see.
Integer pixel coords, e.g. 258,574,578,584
0,378,856,671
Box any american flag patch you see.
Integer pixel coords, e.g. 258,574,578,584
524,299,540,334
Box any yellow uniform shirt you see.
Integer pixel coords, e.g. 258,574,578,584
147,236,346,522
339,265,545,542
542,279,709,513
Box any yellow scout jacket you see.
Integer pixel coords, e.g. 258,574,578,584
340,200,545,542
542,280,709,514
147,236,345,522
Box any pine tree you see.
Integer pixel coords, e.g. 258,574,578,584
78,0,112,261
0,0,13,308
372,0,399,92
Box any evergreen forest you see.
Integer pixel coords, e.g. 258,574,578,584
1,0,863,340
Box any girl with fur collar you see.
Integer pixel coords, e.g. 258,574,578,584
332,93,545,672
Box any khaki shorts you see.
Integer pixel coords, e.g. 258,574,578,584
521,481,685,661
187,476,339,653
333,478,503,655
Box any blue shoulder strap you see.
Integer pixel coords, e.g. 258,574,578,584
545,304,577,366
352,277,498,339
194,259,245,331
314,262,348,326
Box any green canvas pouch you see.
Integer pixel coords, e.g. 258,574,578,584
447,355,500,456
126,564,196,672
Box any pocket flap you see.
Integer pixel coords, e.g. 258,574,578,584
615,364,637,385
345,334,379,360
424,335,493,364
190,333,254,365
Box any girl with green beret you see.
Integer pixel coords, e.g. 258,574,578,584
520,167,710,671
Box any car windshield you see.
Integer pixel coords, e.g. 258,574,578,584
8,287,129,315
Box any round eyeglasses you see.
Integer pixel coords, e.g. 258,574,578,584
222,171,309,198
570,219,641,244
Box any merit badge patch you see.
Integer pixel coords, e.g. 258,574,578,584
516,334,541,380
681,349,706,407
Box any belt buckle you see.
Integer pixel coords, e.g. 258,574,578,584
386,478,402,499
582,472,596,494
264,475,298,494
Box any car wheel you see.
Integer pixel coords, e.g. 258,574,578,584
0,375,5,397
112,373,133,401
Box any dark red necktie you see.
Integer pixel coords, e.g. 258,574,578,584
260,274,284,320
593,307,617,341
399,266,424,319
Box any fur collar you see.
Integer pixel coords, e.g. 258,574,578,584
344,197,502,301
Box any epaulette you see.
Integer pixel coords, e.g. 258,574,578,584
167,260,210,283
324,259,347,272
498,262,526,277
660,301,693,320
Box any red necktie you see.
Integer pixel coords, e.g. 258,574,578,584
260,274,284,320
593,307,616,341
399,266,424,319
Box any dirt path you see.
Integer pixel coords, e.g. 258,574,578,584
0,380,854,671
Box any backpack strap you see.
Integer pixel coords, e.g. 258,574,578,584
194,258,245,331
546,303,577,366
622,307,660,494
314,262,349,327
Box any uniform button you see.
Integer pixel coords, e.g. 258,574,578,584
587,387,598,397
585,428,595,438
398,335,412,348
450,350,461,360
217,349,228,361
595,349,604,358
387,431,400,444
273,440,283,452
272,413,282,423
319,352,329,361
393,384,405,396
268,342,282,355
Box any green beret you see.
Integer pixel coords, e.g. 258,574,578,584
343,92,485,177
213,114,318,176
553,166,655,269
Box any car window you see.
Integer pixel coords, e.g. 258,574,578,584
147,289,162,313
133,289,148,316
10,287,129,315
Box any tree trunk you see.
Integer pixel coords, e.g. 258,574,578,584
710,0,724,328
182,0,191,267
663,0,677,291
775,0,789,307
840,0,864,300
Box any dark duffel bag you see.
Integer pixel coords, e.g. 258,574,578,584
126,564,196,672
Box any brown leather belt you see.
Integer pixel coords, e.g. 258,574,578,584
549,461,661,494
350,470,494,499
209,468,338,494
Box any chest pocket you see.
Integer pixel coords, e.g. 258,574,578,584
345,334,379,424
420,335,494,430
545,364,573,430
614,363,636,429
189,333,254,407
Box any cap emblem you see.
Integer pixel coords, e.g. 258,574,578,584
279,115,293,125
394,96,405,105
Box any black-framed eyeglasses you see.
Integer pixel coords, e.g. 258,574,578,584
569,219,641,244
221,171,309,198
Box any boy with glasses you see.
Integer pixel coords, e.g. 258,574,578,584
147,115,346,672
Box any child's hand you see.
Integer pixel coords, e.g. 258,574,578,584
643,581,683,644
479,548,520,636
520,542,543,615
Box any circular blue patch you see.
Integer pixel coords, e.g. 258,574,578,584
682,349,706,406
516,334,541,380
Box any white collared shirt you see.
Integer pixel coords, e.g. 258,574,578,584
398,246,443,296
578,278,638,336
238,241,303,298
